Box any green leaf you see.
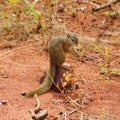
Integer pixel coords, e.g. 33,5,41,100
8,0,20,4
105,11,115,16
28,7,41,20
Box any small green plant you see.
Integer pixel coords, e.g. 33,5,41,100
27,6,41,20
8,0,20,4
93,44,110,67
93,44,120,80
94,45,110,80
105,11,115,16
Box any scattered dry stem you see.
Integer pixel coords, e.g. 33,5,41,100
29,94,48,120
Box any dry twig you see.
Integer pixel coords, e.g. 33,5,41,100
29,94,48,120
92,0,120,11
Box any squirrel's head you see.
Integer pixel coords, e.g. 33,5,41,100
67,32,78,45
62,32,78,53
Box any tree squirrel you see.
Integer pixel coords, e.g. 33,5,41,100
22,32,78,97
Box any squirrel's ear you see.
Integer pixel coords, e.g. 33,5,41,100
67,33,70,38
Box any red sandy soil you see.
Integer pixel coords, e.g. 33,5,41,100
0,1,120,120
0,43,119,119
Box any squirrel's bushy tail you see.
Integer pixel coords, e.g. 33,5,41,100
23,66,55,97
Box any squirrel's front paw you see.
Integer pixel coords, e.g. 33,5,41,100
62,62,71,70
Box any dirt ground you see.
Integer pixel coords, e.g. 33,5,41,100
0,1,120,120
